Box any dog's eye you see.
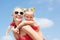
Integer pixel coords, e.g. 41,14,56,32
20,12,24,15
15,11,18,14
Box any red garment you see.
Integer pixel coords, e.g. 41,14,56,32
16,25,39,40
10,22,15,26
10,22,39,40
32,25,39,31
16,34,32,40
10,22,39,30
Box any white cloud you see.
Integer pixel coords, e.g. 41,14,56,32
1,35,13,40
34,18,54,28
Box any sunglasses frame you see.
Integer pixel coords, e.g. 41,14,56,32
15,11,24,15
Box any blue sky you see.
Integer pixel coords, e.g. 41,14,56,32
0,0,60,40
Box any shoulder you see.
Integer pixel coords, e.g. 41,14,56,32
32,23,40,31
10,22,15,27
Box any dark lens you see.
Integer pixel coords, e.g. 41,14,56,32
20,12,24,15
15,11,18,14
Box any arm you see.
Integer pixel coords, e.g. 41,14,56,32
12,27,19,34
21,25,42,40
32,22,45,40
6,25,11,35
37,31,45,40
11,27,19,39
21,25,45,40
17,21,34,29
31,23,40,32
34,23,45,40
6,22,15,35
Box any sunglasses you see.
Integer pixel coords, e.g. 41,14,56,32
15,11,24,15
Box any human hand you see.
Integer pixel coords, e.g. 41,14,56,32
12,28,19,34
15,28,19,34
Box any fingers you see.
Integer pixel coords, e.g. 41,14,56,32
12,28,19,34
15,28,19,34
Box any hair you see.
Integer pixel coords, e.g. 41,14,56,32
12,7,22,14
13,20,16,28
